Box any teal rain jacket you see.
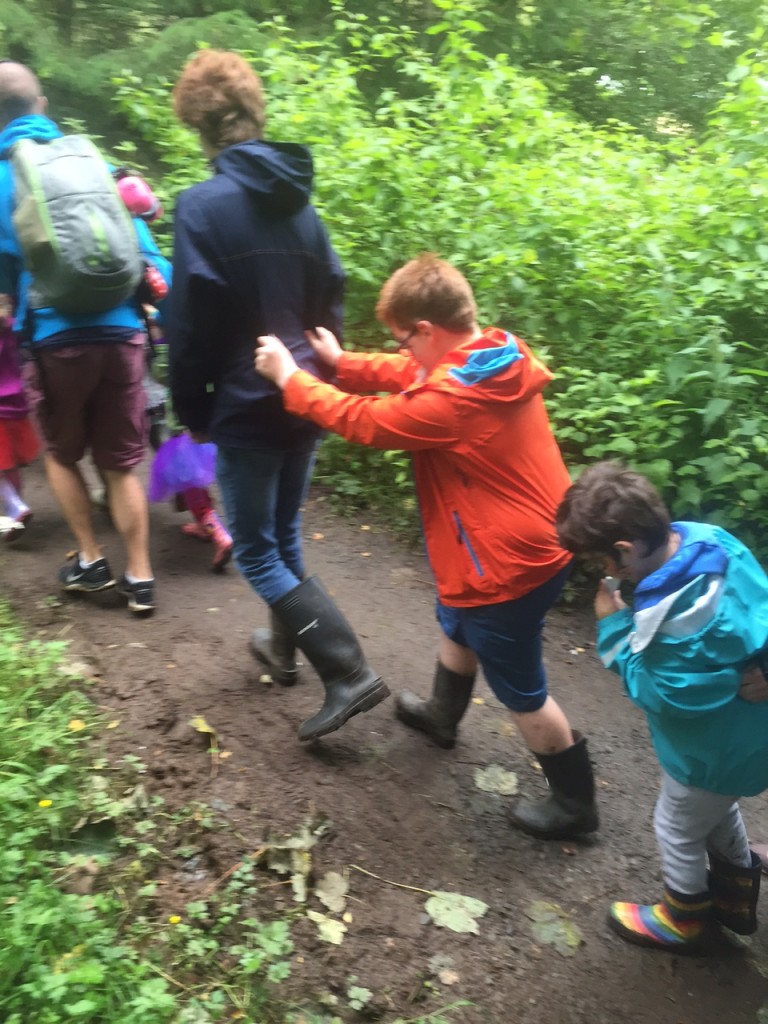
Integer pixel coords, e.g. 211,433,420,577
597,522,768,796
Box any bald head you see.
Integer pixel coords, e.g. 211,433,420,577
0,62,46,128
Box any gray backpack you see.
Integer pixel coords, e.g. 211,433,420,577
11,135,142,314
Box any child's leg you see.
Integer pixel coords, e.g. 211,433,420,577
90,464,110,510
653,773,737,894
0,470,31,523
706,802,751,866
183,486,213,524
707,801,761,935
607,772,721,952
180,486,233,572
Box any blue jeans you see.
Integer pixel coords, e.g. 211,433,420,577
216,444,317,606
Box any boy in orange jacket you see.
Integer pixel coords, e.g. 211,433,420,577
255,254,597,840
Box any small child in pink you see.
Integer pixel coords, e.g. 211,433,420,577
0,294,40,540
145,318,233,572
115,172,233,572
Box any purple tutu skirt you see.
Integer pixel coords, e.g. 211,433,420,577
148,434,217,502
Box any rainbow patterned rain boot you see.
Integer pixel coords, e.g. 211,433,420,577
608,886,715,954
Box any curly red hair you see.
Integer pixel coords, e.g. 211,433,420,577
173,50,266,153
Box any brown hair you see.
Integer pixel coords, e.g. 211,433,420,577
375,253,477,333
556,461,671,556
173,50,266,153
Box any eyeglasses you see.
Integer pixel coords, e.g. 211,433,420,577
395,326,418,350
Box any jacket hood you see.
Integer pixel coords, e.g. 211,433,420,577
634,521,730,612
0,114,61,158
444,328,553,402
214,139,313,215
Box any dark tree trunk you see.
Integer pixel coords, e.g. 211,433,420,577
52,0,77,46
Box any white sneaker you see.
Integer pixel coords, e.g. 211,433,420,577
0,515,25,542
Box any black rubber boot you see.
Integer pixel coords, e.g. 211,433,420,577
395,662,476,749
509,733,599,840
708,850,762,935
250,610,299,686
271,576,389,742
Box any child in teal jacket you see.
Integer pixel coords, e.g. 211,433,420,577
556,461,768,954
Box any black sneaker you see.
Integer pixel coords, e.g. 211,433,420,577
117,575,155,615
59,555,116,592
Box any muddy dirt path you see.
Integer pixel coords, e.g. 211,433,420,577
3,462,767,1024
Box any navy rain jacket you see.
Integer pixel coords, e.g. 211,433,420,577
167,139,344,447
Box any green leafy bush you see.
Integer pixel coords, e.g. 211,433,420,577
111,0,768,557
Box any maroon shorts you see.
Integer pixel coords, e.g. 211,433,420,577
29,337,147,470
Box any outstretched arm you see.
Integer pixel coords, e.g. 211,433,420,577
255,334,458,451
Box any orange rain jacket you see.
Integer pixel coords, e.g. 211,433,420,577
282,327,572,607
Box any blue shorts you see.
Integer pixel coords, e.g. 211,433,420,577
436,563,571,713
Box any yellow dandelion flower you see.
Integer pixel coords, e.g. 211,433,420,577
168,915,182,925
68,719,86,731
38,799,52,808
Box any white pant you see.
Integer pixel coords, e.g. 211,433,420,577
654,771,751,894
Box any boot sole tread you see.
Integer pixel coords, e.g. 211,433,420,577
607,912,718,955
509,814,599,841
299,681,390,741
62,579,117,593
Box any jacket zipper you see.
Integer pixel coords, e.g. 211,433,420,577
452,511,484,577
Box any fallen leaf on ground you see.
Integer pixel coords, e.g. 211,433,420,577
473,764,519,796
425,891,489,934
316,870,348,914
307,910,347,944
525,901,583,956
292,872,308,903
60,661,96,678
190,716,216,736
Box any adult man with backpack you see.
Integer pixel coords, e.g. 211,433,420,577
0,61,170,614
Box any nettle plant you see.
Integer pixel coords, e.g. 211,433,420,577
112,0,768,557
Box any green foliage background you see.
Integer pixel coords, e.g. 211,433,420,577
2,0,768,552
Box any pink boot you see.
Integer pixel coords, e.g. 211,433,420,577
181,521,211,542
179,487,233,572
202,510,233,572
